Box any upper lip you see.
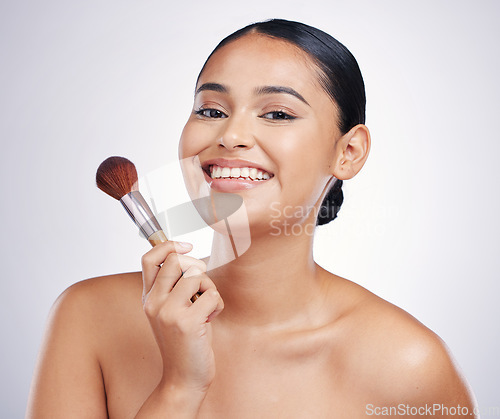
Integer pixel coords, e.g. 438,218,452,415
201,158,274,176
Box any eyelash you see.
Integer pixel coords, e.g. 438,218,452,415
194,108,227,118
260,111,296,121
194,108,296,121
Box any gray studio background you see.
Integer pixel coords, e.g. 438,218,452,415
1,0,499,417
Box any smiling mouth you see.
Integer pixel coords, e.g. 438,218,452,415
208,164,273,181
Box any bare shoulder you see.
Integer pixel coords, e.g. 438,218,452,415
26,272,144,418
54,271,146,347
59,270,143,305
323,271,477,415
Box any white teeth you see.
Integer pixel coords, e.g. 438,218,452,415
210,165,272,181
249,168,258,180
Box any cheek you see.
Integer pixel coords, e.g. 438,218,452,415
178,121,210,202
272,137,334,218
178,123,195,159
178,119,210,159
268,126,333,185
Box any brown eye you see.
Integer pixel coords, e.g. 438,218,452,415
195,108,227,118
260,111,296,120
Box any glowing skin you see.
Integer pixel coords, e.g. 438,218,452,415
179,34,343,239
27,32,477,419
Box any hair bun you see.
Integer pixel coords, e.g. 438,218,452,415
317,179,344,225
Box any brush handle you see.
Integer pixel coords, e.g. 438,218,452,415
119,192,200,302
121,191,163,239
147,229,168,247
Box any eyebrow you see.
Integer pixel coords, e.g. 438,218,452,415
255,85,310,106
195,82,228,95
195,83,310,107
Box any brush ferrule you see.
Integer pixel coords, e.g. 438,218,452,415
120,191,162,239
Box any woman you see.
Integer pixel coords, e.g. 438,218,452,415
27,19,477,418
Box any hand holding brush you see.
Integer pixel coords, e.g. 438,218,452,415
96,156,223,414
96,156,200,300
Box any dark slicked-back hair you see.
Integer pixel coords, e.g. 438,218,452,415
197,19,367,225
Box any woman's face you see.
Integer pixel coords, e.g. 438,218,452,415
179,33,342,235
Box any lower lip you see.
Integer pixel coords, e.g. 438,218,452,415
203,170,272,192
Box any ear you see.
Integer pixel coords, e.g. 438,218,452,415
330,124,371,180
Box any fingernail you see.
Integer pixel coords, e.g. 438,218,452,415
176,241,193,250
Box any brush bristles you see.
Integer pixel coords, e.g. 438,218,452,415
96,156,138,200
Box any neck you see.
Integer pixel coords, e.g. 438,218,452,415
206,222,326,330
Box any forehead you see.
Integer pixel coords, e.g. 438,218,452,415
198,33,324,96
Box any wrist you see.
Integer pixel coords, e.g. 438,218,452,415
134,379,208,419
158,379,208,416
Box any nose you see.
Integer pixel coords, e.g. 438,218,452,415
218,113,255,150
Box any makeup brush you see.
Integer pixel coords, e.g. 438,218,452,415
96,156,200,300
96,156,168,246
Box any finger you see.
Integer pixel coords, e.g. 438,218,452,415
145,255,206,303
141,240,192,277
141,241,193,297
190,287,224,323
167,267,206,304
177,258,207,277
169,270,223,318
